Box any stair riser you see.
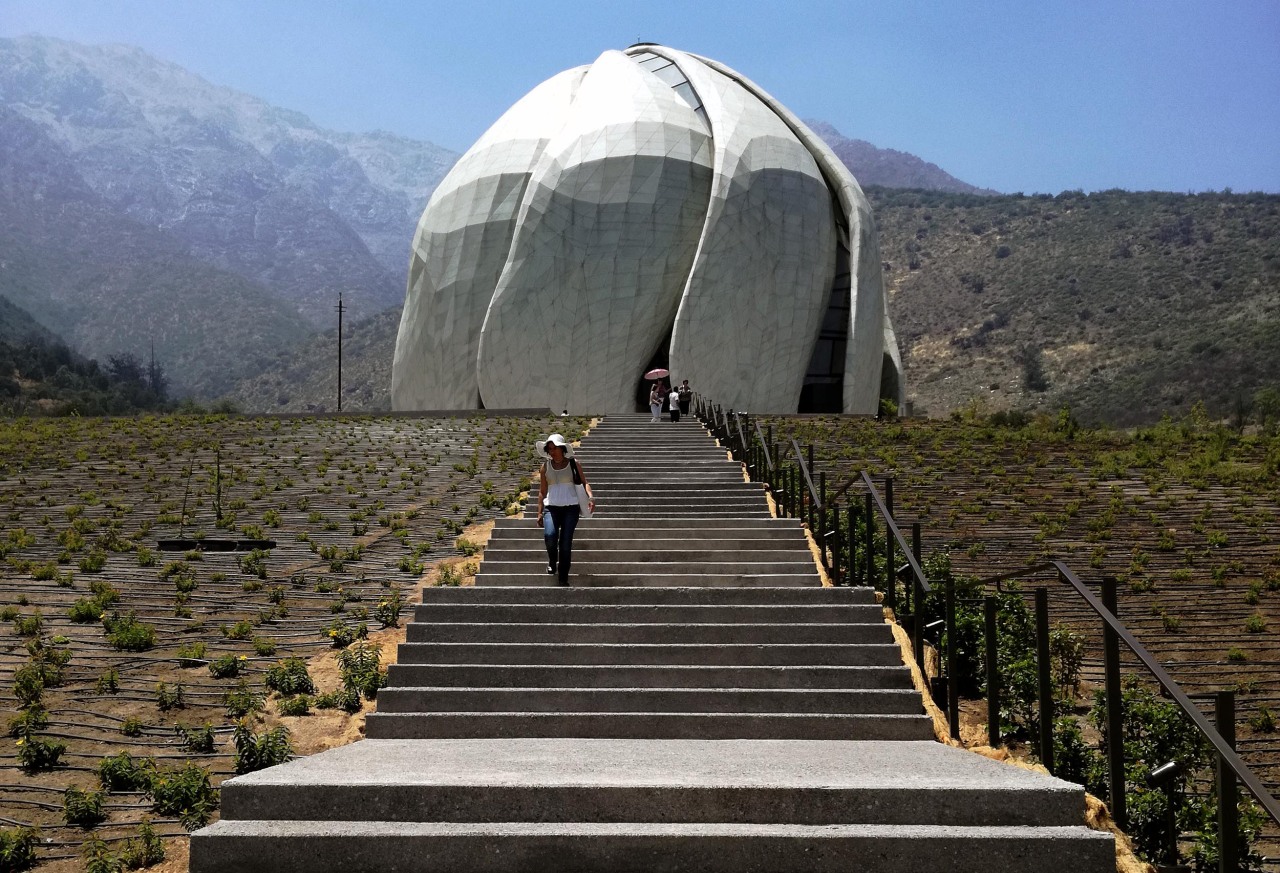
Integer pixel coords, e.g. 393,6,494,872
393,643,907,667
374,688,924,715
221,784,1082,828
410,605,883,623
406,624,893,644
474,574,817,587
416,587,878,605
385,665,913,689
191,827,1113,873
477,562,817,576
364,713,937,741
493,518,798,529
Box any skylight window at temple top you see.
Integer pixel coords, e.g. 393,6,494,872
628,50,709,130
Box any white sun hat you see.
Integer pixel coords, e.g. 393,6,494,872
536,433,574,459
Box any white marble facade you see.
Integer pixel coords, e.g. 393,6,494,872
392,45,902,414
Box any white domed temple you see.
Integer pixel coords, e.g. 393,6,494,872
391,44,902,414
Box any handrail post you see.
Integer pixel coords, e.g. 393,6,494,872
1217,690,1239,873
831,499,843,586
819,472,829,572
863,492,875,593
985,595,1000,747
883,479,896,613
847,504,858,586
1101,576,1126,829
909,522,922,616
1035,585,1055,774
945,574,959,740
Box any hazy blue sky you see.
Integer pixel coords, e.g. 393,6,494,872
4,0,1278,194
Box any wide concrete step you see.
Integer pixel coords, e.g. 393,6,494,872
474,572,818,587
363,712,937,741
392,642,908,667
374,687,925,715
493,517,798,530
213,739,1093,827
415,587,873,605
385,664,914,689
478,561,814,576
405,622,890,644
489,527,805,544
482,547,805,561
410,604,882,624
193,819,1113,873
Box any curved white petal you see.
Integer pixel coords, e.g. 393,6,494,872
657,48,837,414
391,67,585,410
686,52,891,414
476,50,713,412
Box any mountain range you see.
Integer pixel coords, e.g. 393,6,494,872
4,34,1276,423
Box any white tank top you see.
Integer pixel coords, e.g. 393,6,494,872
544,459,578,506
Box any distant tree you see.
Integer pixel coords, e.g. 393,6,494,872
107,353,146,387
1255,387,1280,432
1020,346,1049,393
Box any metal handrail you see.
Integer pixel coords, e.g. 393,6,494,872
986,560,1280,831
789,438,822,508
753,420,773,472
860,470,931,597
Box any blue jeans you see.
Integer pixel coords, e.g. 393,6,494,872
543,504,581,583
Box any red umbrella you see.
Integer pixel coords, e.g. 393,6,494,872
644,368,669,380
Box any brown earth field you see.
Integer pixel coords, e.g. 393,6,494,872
2,409,1279,870
0,412,588,870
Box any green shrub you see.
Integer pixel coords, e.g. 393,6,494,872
174,722,215,754
96,668,120,694
0,826,39,871
63,785,107,827
7,706,48,739
97,752,155,792
147,762,218,829
232,720,294,774
238,548,269,579
104,612,157,651
119,818,165,868
314,687,361,713
31,561,57,581
154,682,185,712
120,717,142,737
176,641,207,667
78,549,107,572
338,642,386,700
252,636,277,656
207,654,244,679
277,695,311,717
265,658,316,696
374,588,404,628
12,611,42,637
223,680,264,718
1245,613,1268,633
17,734,66,771
222,619,254,640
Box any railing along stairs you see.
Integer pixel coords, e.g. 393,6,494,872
694,395,1280,873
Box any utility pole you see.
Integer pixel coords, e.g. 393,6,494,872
335,292,344,412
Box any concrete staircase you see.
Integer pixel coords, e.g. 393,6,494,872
191,414,1114,872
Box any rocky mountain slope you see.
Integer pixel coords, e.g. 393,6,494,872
806,121,999,196
0,34,455,325
0,105,313,397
